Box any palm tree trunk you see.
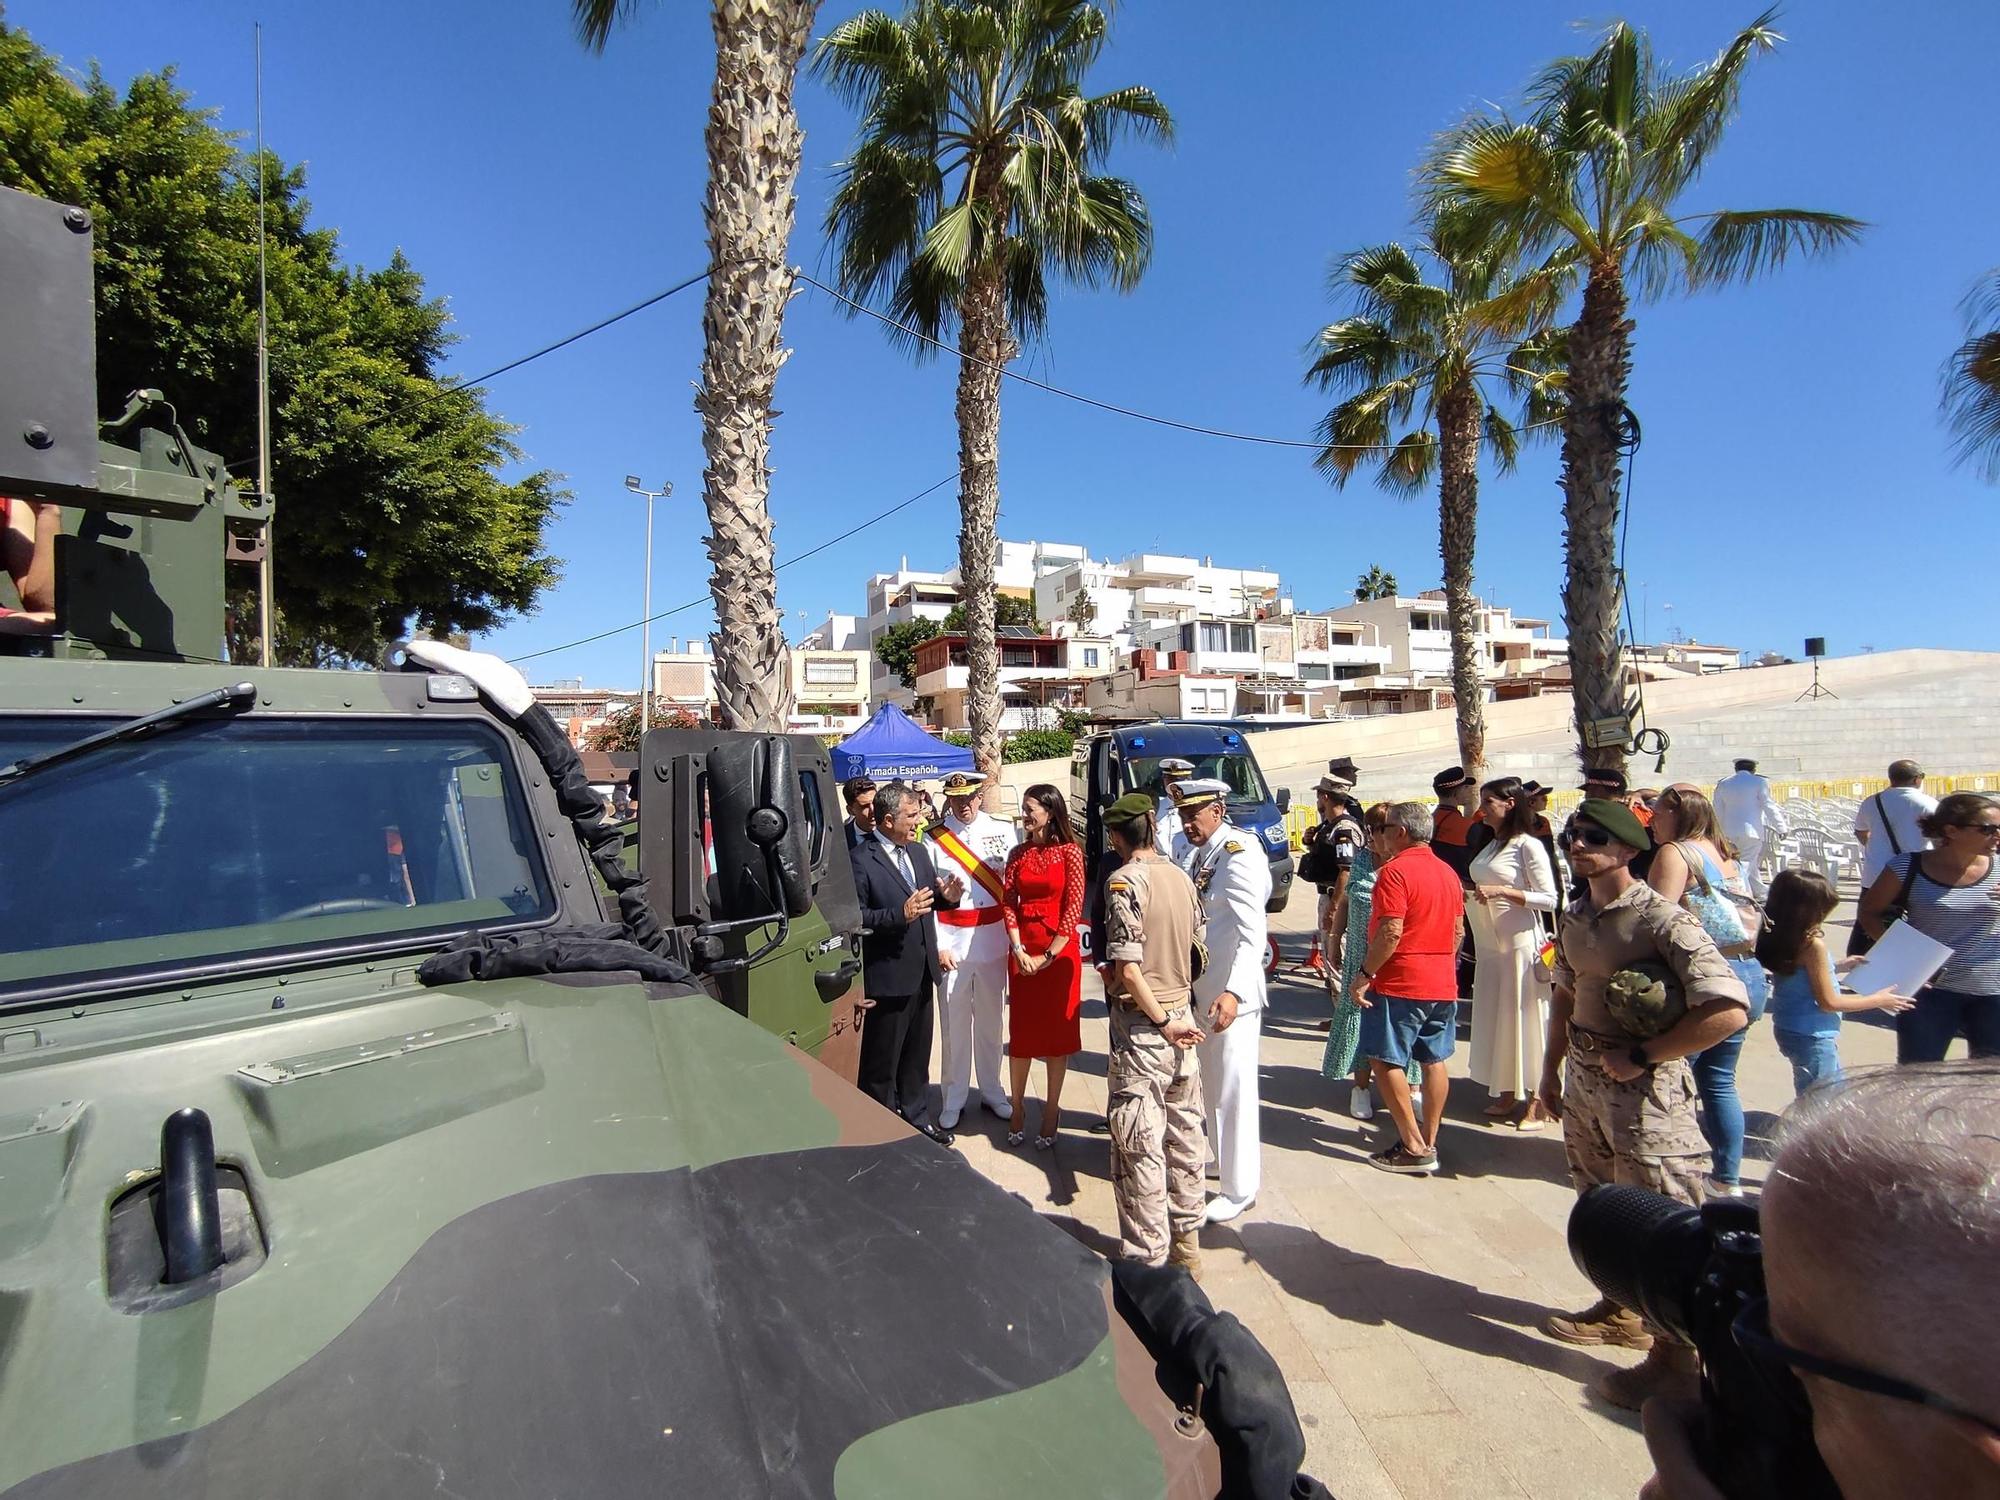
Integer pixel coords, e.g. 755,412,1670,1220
694,0,820,732
1436,378,1486,776
1558,257,1634,775
954,263,1013,795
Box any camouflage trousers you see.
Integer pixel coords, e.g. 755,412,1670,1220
1107,1004,1207,1266
1562,1053,1711,1208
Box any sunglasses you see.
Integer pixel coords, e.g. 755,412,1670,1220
1957,822,2000,836
1734,1297,2000,1438
1559,823,1616,849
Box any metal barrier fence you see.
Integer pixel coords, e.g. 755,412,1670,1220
1281,772,2000,852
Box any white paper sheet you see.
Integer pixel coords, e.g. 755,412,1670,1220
1845,921,1954,998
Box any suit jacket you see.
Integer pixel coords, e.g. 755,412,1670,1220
851,835,960,996
844,819,865,851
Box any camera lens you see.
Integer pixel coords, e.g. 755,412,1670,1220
1567,1184,1711,1344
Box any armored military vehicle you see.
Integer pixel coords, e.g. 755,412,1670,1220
0,185,1322,1497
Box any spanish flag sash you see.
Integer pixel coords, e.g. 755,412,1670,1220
927,823,1008,907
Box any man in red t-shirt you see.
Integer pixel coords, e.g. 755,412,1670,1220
1352,801,1466,1173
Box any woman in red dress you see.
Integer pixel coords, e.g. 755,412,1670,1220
1002,783,1086,1149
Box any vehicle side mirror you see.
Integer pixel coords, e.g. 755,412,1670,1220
706,736,813,923
1276,787,1291,812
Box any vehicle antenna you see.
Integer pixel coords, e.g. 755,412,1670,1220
254,22,275,669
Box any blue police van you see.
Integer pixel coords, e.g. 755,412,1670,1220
1071,721,1294,919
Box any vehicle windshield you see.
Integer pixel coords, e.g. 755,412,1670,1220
0,715,554,1001
1124,752,1270,810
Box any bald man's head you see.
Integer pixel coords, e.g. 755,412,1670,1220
1763,1064,2000,1499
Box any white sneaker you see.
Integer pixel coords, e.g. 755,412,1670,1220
1348,1087,1376,1121
938,1107,961,1131
1203,1194,1255,1225
1705,1177,1744,1199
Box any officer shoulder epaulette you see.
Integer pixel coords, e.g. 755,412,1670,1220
1222,839,1245,855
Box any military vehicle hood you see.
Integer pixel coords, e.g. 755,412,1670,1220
0,973,1216,1498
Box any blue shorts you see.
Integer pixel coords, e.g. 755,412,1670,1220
1359,995,1458,1069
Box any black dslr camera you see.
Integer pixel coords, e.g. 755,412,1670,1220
1567,1184,1838,1499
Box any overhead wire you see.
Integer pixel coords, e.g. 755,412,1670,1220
505,473,957,665
224,265,720,474
793,271,1566,452
209,256,1567,664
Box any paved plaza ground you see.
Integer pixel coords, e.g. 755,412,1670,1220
933,886,1898,1499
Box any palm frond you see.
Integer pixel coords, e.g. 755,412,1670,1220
569,0,640,52
1634,8,1782,202
1304,317,1406,398
1379,431,1438,494
1942,272,2000,481
1082,84,1175,155
1691,208,1866,288
811,11,917,106
1622,200,1703,299
1484,405,1522,474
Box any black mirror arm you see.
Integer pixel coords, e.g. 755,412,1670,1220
693,841,792,973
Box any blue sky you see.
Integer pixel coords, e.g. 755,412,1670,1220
15,0,1997,687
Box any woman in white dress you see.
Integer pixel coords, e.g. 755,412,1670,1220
1466,776,1558,1128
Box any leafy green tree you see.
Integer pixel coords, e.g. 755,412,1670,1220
1308,204,1566,774
572,0,820,730
1352,566,1399,601
873,616,942,687
943,595,1038,633
1065,585,1096,627
1427,11,1861,772
1943,269,2000,481
814,0,1170,796
0,25,564,664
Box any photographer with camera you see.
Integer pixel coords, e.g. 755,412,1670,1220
1538,798,1749,1409
1577,1064,2000,1499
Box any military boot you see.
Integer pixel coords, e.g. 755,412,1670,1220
1543,1298,1653,1349
1596,1340,1700,1411
1167,1231,1203,1282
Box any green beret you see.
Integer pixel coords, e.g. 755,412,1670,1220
1577,797,1651,851
1602,961,1686,1040
1102,791,1157,828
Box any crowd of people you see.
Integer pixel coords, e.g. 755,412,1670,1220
838,751,1999,1422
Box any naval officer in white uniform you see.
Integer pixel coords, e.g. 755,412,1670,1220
930,770,1017,1129
1171,777,1271,1224
1150,756,1196,855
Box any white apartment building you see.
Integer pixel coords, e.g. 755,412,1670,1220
798,612,866,652
1035,552,1283,643
529,680,640,749
860,540,1090,706
1325,593,1568,681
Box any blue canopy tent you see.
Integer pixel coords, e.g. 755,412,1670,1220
830,703,975,782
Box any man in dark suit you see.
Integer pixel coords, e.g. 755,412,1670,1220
850,779,964,1145
842,775,877,851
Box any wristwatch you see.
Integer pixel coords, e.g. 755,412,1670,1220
1627,1043,1651,1070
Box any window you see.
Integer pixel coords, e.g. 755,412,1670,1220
0,717,555,999
1199,622,1228,653
1180,623,1197,652
1299,662,1330,681
1082,647,1100,668
1001,646,1038,667
1229,623,1255,653
802,657,857,686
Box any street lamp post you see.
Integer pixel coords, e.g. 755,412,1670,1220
624,475,672,736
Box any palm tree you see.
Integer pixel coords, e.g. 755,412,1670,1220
1352,565,1399,601
1943,269,2000,481
1309,205,1566,775
573,0,819,731
1427,11,1862,772
813,0,1170,789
